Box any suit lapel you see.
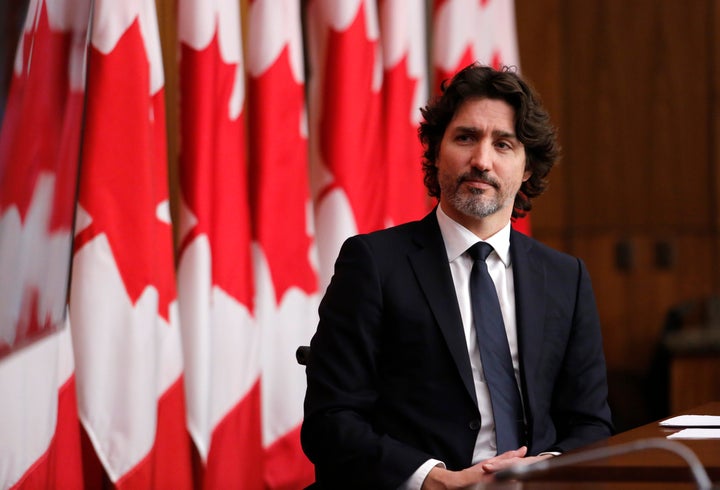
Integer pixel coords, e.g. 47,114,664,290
510,230,546,398
409,212,478,405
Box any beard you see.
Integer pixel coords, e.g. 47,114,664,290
439,168,509,219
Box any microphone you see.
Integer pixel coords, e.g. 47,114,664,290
494,438,714,489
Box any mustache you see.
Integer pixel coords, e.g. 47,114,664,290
457,169,499,189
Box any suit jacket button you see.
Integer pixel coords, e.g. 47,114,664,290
469,420,480,431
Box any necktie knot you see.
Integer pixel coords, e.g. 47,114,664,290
468,241,494,262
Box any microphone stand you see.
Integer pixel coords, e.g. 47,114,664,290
494,438,714,489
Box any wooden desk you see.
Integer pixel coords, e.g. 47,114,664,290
516,401,720,483
467,477,701,489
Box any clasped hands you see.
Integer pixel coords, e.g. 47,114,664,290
421,447,553,490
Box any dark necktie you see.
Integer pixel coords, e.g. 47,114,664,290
468,242,524,453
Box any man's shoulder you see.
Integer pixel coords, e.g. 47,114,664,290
511,230,581,267
353,213,435,246
338,214,438,269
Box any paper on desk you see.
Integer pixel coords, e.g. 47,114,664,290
667,428,720,439
660,415,720,427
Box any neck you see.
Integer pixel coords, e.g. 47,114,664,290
439,204,511,240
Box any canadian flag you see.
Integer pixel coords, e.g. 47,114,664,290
177,0,262,488
0,0,85,487
378,0,431,226
69,0,193,488
432,0,530,233
0,328,81,489
246,0,318,487
306,0,385,291
432,0,520,86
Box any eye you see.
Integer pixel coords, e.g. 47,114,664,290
455,133,475,143
495,140,512,150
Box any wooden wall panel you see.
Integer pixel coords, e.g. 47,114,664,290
713,0,720,234
645,3,713,229
514,0,567,246
671,355,720,413
556,0,718,367
561,0,711,230
517,0,720,425
574,232,717,372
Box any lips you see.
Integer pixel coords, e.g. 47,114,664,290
460,172,498,190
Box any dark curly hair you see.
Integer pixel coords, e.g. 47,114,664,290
418,63,560,218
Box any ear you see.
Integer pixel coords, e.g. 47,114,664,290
522,169,532,182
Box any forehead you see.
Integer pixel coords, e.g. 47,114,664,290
449,97,516,131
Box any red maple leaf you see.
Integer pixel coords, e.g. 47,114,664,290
75,19,175,321
0,2,73,224
383,54,431,225
248,44,317,304
434,43,476,94
317,7,385,235
178,30,254,310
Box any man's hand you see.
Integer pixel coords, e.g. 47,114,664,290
480,447,554,474
421,448,529,490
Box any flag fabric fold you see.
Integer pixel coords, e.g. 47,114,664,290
177,0,262,488
69,0,192,488
306,0,385,291
379,0,431,227
247,0,318,487
0,0,86,486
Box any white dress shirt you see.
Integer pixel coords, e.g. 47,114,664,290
400,205,522,489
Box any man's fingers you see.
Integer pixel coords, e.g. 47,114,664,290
494,446,528,460
480,447,529,473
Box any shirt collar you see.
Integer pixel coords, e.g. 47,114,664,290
436,204,512,267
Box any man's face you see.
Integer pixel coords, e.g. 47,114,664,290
437,97,530,231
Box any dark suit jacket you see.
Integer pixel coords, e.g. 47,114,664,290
301,211,613,489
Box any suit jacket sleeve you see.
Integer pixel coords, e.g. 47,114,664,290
543,257,614,453
301,235,432,490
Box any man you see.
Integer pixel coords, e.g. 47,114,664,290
301,63,613,489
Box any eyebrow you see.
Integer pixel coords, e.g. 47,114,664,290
452,125,519,140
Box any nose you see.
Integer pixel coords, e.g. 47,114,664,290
469,140,493,171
